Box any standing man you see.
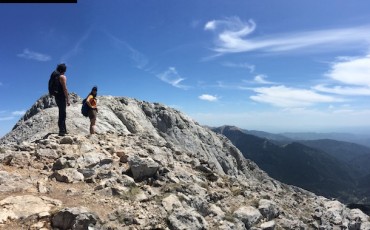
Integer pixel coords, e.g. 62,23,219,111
50,63,70,136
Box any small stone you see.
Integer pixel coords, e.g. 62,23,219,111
60,136,74,145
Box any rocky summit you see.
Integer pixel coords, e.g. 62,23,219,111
0,94,369,230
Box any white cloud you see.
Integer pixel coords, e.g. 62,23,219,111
253,75,275,84
205,17,370,54
313,84,370,96
250,85,342,108
157,67,189,89
222,62,255,73
326,54,370,87
12,110,26,116
199,94,219,102
204,20,217,31
17,49,51,61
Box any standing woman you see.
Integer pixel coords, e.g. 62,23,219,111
86,86,98,134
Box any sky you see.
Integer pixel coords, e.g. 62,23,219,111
1,0,370,137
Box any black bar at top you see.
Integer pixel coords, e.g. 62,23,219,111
0,0,77,3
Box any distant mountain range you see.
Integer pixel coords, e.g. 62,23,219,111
212,125,370,205
246,130,370,148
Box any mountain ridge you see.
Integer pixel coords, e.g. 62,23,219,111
0,94,369,229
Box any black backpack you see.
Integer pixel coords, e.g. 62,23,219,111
48,71,61,96
81,98,89,117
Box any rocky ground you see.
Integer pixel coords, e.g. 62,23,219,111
0,94,369,229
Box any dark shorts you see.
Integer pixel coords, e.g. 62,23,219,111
88,109,97,120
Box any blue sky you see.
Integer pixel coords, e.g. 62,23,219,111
1,0,370,137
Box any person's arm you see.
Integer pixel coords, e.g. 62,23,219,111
60,75,70,106
86,95,93,108
86,96,97,109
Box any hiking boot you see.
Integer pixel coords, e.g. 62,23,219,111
58,132,66,136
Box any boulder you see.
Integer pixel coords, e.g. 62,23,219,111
51,207,101,230
128,155,159,181
233,206,262,229
36,148,59,160
162,194,182,213
258,199,279,220
51,168,84,183
0,195,62,224
168,209,208,230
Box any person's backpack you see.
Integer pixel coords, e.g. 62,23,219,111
81,98,89,117
48,71,61,96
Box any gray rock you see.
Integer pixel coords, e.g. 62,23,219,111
260,220,275,230
233,206,262,229
258,199,279,220
53,157,77,170
162,194,182,213
128,155,159,181
51,207,101,230
36,148,59,160
0,195,62,224
51,168,84,183
60,136,74,145
0,171,31,193
168,209,208,230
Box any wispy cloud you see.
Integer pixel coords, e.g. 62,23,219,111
222,61,255,73
106,32,148,69
61,29,91,62
157,67,189,89
17,49,51,61
253,75,275,85
199,94,219,102
205,17,370,54
313,85,370,96
12,110,26,116
250,85,343,108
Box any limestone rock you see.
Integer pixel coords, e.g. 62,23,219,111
0,195,62,224
258,199,279,220
0,171,31,193
36,148,59,160
51,168,84,183
51,207,101,230
168,209,208,230
162,194,183,213
128,155,159,181
260,220,275,230
233,206,262,229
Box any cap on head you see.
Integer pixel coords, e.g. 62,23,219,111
92,86,98,91
56,63,67,73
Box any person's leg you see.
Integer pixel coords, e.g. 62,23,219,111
56,96,67,135
89,109,97,134
90,117,96,134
